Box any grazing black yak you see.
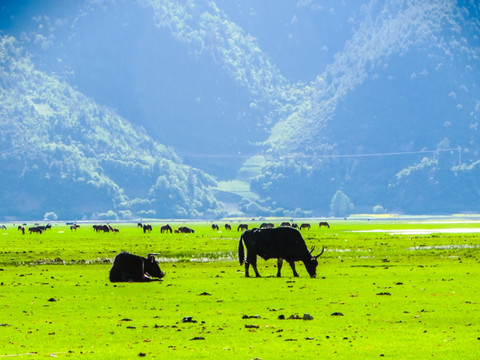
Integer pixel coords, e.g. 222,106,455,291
239,227,324,278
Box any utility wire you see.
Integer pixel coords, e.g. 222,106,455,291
179,147,461,160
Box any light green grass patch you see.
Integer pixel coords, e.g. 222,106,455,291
0,220,479,358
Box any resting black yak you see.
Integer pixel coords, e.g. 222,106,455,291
109,252,165,282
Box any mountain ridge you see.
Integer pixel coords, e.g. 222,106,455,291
0,35,224,220
1,0,480,219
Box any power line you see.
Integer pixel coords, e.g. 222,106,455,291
179,148,461,160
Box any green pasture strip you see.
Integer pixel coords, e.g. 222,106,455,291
1,221,480,358
2,221,480,266
0,257,478,359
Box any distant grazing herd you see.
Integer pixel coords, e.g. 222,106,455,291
6,221,330,235
2,220,331,282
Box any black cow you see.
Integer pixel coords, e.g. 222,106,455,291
260,223,274,228
212,224,219,230
237,224,248,231
177,226,194,233
299,223,311,230
28,226,43,234
93,224,110,232
161,224,172,233
225,223,232,230
109,252,165,282
143,224,152,233
238,227,324,278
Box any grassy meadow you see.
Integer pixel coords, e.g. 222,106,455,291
0,218,479,359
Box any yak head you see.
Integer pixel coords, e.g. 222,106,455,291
305,246,325,278
145,254,165,279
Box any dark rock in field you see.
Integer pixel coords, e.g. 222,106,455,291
376,292,391,296
0,323,9,327
331,312,344,316
302,313,314,320
278,314,285,320
199,292,211,296
138,353,146,357
288,314,302,320
126,326,136,329
242,315,261,319
182,316,197,323
47,298,56,302
245,324,259,329
190,337,205,341
121,318,132,321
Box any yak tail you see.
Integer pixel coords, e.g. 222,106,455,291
238,235,245,265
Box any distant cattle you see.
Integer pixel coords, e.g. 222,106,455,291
70,224,80,231
143,224,152,233
299,223,311,230
212,224,219,230
109,252,165,282
238,227,324,278
237,224,248,231
28,226,43,234
225,223,232,230
177,226,194,233
319,222,330,228
93,224,110,232
161,224,172,233
137,223,143,228
0,225,6,230
279,222,291,227
18,226,25,235
260,223,274,228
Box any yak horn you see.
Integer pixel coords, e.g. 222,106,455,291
309,246,315,254
314,246,325,259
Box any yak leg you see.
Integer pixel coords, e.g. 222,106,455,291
288,261,300,277
277,258,284,277
246,254,261,277
251,261,261,277
244,261,250,277
245,262,260,277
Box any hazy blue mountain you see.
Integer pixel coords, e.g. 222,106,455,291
0,36,224,220
1,0,480,219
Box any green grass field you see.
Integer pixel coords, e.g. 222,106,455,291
1,219,479,359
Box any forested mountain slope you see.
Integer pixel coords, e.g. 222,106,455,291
1,0,480,219
0,36,224,220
